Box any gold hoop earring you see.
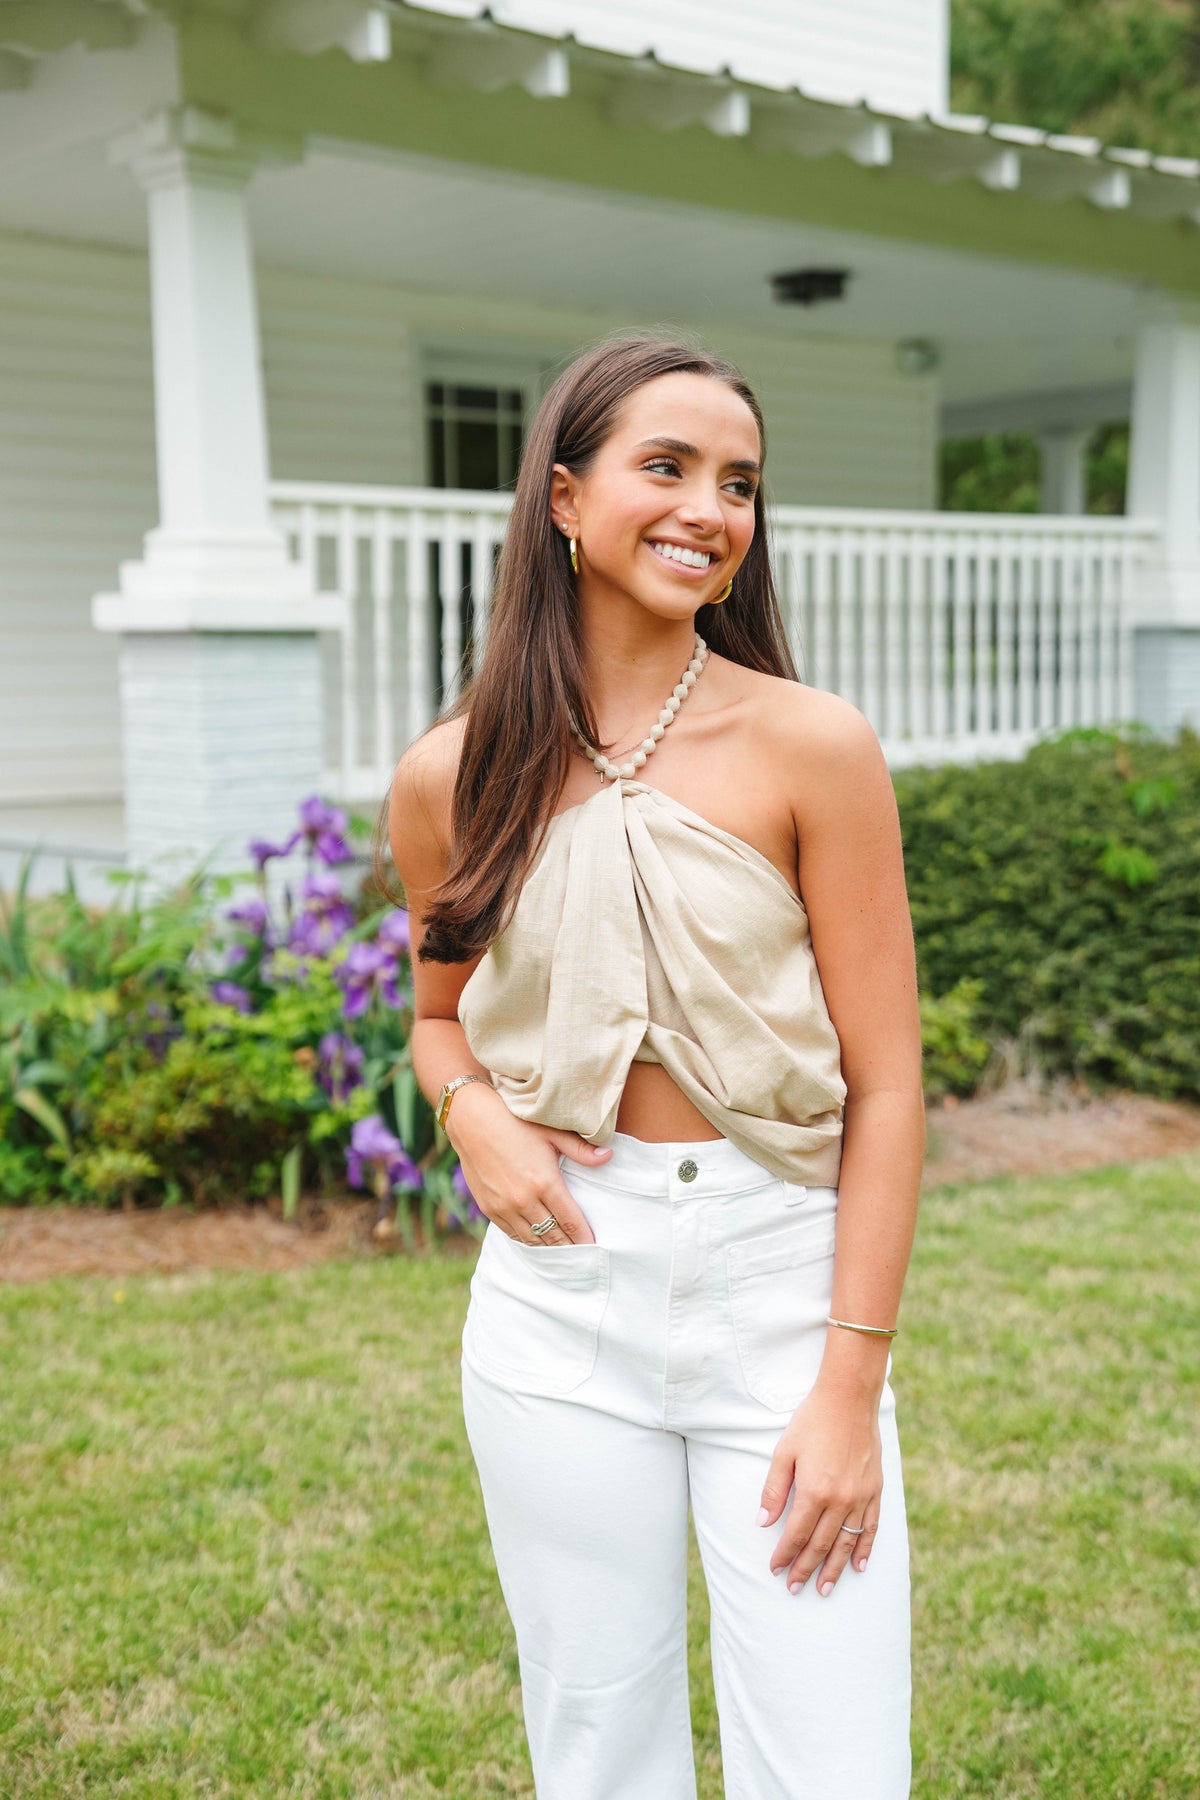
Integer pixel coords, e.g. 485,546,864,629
569,536,579,576
713,579,733,604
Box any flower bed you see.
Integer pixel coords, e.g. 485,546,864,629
0,796,480,1243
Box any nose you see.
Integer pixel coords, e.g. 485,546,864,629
673,479,724,537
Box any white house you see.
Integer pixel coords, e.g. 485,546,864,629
2,0,1199,897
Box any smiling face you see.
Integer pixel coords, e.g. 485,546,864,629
550,370,763,623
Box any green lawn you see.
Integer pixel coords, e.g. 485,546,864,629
2,1157,1197,1799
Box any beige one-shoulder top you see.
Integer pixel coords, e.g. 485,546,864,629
457,777,846,1187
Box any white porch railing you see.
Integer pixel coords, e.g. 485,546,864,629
270,481,1160,800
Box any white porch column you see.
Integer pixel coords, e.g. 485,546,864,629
1127,301,1200,734
1037,427,1089,516
92,107,343,883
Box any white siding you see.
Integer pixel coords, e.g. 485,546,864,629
0,234,156,803
436,0,949,116
259,268,936,509
0,234,934,804
717,335,936,509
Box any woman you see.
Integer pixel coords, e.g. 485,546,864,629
384,336,923,1800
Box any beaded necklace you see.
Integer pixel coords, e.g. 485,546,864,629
572,633,709,782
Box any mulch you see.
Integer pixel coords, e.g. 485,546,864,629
3,1080,1199,1285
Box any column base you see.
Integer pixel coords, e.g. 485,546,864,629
115,631,333,881
1133,627,1200,736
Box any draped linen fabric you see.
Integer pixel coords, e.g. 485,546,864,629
457,778,847,1187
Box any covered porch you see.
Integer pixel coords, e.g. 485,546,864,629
4,1,1200,893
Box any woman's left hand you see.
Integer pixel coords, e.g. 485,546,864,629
756,1380,883,1595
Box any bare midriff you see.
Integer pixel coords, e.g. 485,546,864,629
614,1059,723,1142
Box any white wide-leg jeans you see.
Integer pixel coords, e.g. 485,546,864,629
460,1131,911,1800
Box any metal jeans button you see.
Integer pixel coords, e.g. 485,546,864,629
677,1158,698,1182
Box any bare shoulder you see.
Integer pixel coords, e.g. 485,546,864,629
388,714,468,878
722,659,882,771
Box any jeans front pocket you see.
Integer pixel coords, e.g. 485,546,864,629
725,1213,837,1413
463,1226,611,1398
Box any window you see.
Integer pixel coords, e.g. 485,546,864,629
425,381,526,491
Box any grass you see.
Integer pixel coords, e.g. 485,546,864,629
1,1155,1197,1798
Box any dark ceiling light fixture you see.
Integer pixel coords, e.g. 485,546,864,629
770,267,851,306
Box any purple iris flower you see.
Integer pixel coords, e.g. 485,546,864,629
316,1030,366,1104
249,833,299,870
227,895,270,936
335,941,403,1019
377,909,411,954
288,869,356,955
345,1115,422,1191
142,1001,182,1063
211,981,253,1014
295,794,353,867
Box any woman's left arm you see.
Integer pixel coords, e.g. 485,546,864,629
757,692,925,1595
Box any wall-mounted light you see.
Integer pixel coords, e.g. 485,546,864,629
770,268,851,306
895,337,940,375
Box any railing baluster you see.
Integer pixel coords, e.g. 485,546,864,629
1094,542,1115,723
969,533,987,741
860,529,883,731
811,527,832,694
905,532,925,743
266,484,1161,792
406,509,431,740
951,533,971,747
1038,535,1057,731
471,511,495,660
990,534,1008,746
1117,539,1135,721
1081,535,1103,725
883,530,905,743
298,503,317,587
776,528,802,676
930,528,950,742
438,512,463,706
837,530,855,705
337,505,359,797
1016,536,1036,739
1059,532,1080,730
371,507,393,777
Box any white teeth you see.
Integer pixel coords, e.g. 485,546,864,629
649,541,712,568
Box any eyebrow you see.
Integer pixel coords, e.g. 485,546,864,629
635,435,761,476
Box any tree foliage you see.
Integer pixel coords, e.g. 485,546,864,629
951,0,1200,157
944,3,1190,515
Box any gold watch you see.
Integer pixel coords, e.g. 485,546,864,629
436,1074,488,1131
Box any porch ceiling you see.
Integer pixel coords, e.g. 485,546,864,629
0,122,1143,410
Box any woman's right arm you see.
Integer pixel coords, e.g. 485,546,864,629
387,725,612,1245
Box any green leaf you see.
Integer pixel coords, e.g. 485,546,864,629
1099,838,1159,890
394,1062,418,1148
280,1143,302,1222
17,1060,71,1088
393,1198,416,1253
14,1087,71,1151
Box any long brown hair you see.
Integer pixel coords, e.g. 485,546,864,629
372,334,799,963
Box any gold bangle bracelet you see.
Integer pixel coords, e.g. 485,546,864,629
826,1315,898,1339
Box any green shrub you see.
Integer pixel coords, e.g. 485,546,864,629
896,727,1200,1100
920,978,993,1099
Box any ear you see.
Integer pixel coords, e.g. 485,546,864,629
550,463,581,536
